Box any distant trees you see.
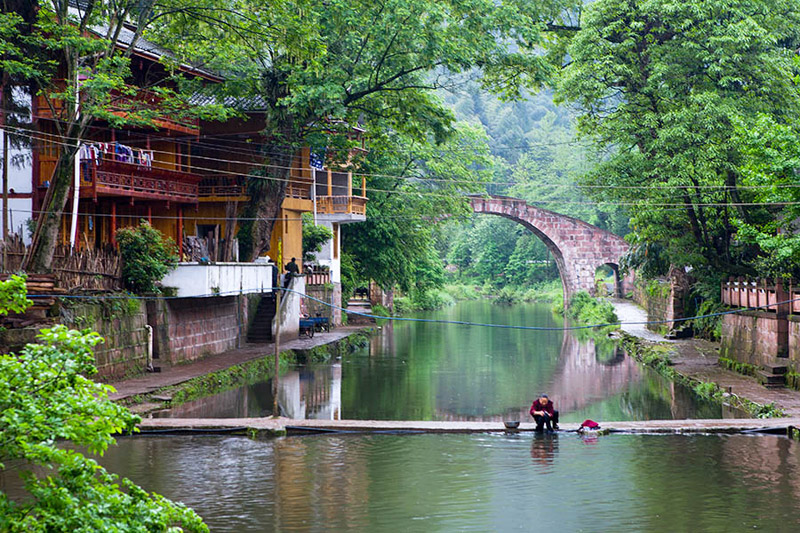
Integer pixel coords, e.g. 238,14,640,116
556,0,800,281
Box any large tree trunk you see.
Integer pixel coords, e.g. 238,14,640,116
243,148,295,261
25,148,76,272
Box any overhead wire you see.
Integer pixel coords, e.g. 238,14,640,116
24,285,800,333
4,124,800,209
4,112,800,193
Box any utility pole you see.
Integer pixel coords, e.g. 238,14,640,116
273,238,282,418
1,74,8,272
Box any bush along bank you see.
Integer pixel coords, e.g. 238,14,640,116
620,334,785,418
119,330,371,417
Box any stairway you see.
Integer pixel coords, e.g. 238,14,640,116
248,293,276,343
758,362,787,389
345,297,376,325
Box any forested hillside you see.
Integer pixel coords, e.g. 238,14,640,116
435,83,628,291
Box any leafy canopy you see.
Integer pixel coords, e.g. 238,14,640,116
556,0,800,276
0,277,207,532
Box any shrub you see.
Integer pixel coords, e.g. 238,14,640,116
117,221,178,294
565,291,618,329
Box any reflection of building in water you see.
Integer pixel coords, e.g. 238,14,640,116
273,437,370,530
370,322,394,355
278,364,342,420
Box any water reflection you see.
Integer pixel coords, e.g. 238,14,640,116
86,433,800,532
155,301,730,421
153,364,342,420
530,433,559,471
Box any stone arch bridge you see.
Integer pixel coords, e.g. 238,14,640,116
469,195,632,302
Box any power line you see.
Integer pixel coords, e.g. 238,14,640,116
6,124,800,207
24,285,800,333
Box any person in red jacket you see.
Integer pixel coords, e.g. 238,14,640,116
530,394,559,431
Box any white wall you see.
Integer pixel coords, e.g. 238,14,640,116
161,262,275,297
1,128,33,243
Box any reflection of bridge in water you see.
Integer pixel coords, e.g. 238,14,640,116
434,330,644,423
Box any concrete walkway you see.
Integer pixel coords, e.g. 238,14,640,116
136,416,800,436
611,300,800,418
108,327,368,402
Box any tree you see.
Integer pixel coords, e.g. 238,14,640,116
0,1,229,272
556,0,800,276
343,122,496,293
151,0,580,259
116,221,179,294
0,276,207,531
301,213,333,263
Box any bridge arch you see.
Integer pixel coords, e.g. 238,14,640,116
469,196,631,303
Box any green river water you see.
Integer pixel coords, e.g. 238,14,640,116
7,301,799,531
155,301,729,421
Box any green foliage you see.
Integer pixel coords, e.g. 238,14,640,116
718,357,760,378
116,221,178,294
0,277,207,531
0,274,32,315
343,123,493,294
564,291,618,329
442,283,483,301
301,213,333,263
556,0,800,281
394,288,455,313
340,252,358,305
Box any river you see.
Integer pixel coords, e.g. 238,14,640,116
11,300,796,532
155,300,730,421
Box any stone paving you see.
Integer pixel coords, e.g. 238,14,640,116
612,299,800,418
107,327,368,402
136,416,800,436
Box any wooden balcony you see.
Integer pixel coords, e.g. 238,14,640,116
198,176,248,201
316,195,367,216
81,159,200,204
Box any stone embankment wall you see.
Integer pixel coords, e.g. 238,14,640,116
721,312,797,372
719,278,798,373
60,300,149,380
1,293,262,381
632,269,689,334
147,295,251,366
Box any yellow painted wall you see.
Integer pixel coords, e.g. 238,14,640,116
268,206,304,272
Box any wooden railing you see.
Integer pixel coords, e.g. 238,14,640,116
316,195,367,216
82,159,200,203
286,183,312,199
721,277,796,314
198,176,247,199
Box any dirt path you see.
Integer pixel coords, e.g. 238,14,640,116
611,300,800,417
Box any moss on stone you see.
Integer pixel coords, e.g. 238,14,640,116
121,330,372,415
620,334,785,418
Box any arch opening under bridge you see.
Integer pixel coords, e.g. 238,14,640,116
469,195,632,303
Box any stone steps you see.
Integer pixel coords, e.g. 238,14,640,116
757,369,786,389
247,294,276,343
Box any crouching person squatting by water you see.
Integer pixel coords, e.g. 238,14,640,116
530,393,559,431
